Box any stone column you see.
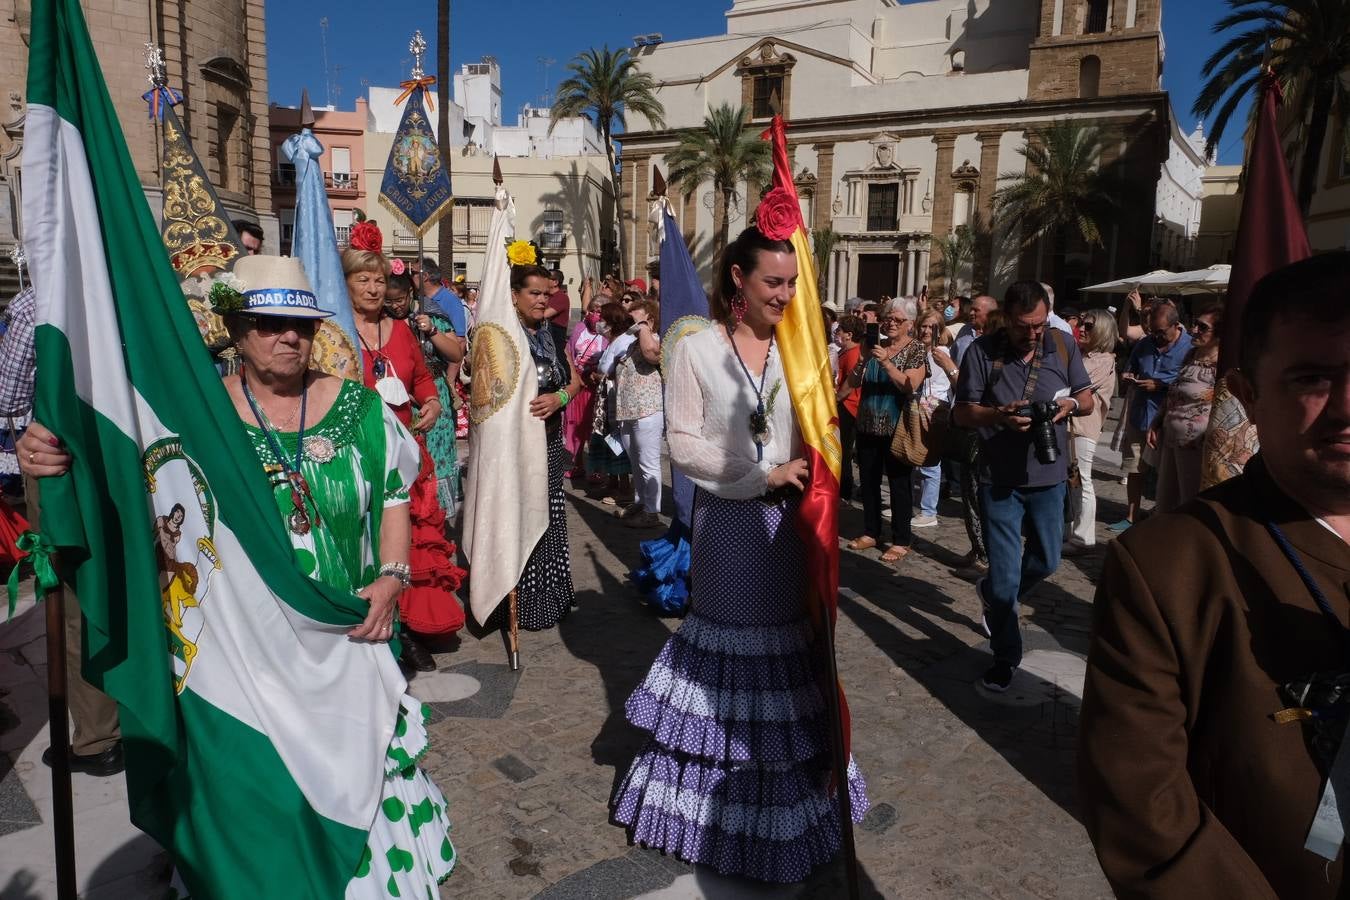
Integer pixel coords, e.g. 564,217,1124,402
929,133,958,294
630,154,650,277
813,143,835,234
918,248,931,296
973,131,1003,290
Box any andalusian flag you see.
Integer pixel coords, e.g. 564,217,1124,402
761,116,852,750
24,2,403,895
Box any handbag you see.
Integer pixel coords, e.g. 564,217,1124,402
890,356,951,467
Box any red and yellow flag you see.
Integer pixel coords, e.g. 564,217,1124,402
760,116,850,752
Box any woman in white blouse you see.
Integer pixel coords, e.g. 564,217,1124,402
610,226,868,883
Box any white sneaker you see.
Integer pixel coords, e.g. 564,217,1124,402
911,515,939,528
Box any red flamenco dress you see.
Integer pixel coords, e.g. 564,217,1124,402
360,317,467,637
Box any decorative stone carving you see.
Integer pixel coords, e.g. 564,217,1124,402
794,168,817,196
869,133,900,170
737,42,798,72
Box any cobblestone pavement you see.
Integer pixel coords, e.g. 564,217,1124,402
0,440,1135,899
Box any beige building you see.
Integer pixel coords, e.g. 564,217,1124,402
620,0,1175,302
1277,81,1350,253
0,0,275,296
1195,164,1242,267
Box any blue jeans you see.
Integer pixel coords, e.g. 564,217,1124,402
917,464,941,517
978,482,1066,666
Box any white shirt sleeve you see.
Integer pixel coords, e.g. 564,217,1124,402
665,332,774,500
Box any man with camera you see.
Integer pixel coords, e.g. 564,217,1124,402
954,281,1095,692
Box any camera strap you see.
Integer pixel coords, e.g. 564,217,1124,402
983,330,1048,407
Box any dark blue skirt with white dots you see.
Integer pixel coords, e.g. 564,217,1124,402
611,488,869,883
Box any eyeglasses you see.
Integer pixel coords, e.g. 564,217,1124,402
881,317,905,325
1191,322,1214,334
243,315,317,337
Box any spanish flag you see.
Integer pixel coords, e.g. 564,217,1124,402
760,116,851,753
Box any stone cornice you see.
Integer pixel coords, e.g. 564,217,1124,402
618,92,1168,148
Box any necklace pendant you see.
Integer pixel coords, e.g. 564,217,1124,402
288,508,312,536
303,435,336,464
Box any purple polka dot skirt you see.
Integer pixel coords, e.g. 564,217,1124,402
611,490,869,883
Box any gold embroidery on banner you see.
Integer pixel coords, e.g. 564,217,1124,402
161,116,240,276
468,322,520,424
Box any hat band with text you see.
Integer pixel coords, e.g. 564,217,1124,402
242,288,321,312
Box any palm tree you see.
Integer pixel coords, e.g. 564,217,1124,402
932,226,977,299
993,120,1120,295
551,47,665,278
1193,0,1350,217
812,226,840,299
664,103,771,257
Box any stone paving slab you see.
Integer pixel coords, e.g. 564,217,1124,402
0,421,1134,898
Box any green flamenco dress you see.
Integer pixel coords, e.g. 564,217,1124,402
243,379,457,898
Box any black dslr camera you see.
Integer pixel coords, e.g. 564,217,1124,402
1016,400,1060,465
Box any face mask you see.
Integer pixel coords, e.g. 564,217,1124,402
943,305,956,322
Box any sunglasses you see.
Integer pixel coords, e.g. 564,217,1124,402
1191,322,1214,334
1081,317,1096,329
243,315,318,337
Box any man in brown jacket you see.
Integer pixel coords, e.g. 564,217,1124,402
1079,252,1350,898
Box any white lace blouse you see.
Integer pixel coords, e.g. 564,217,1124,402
666,325,800,500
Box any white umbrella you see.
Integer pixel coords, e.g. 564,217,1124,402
1153,264,1230,295
1079,270,1176,294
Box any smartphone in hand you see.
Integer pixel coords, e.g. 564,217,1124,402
865,322,880,347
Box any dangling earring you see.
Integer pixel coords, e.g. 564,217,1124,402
731,290,748,325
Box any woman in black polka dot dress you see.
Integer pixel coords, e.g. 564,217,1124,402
611,227,868,883
501,264,580,631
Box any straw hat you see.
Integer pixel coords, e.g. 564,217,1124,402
228,256,333,319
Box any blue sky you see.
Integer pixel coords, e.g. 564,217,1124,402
265,0,1252,164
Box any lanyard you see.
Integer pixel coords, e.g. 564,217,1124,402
727,325,774,462
1266,520,1345,649
240,369,319,534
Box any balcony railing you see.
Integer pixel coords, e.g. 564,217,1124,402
271,170,359,195
326,172,359,195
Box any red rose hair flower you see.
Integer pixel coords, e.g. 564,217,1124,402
756,187,801,241
349,221,383,254
389,258,406,276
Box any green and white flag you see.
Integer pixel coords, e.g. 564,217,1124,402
23,2,404,896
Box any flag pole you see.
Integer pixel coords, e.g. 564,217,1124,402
817,607,860,899
507,588,520,671
45,585,78,899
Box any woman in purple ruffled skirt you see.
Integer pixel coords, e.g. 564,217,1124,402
610,226,869,883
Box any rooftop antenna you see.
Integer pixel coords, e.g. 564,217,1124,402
319,17,332,108
538,56,556,104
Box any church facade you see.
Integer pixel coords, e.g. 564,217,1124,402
620,0,1175,301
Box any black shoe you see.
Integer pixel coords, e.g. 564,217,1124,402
42,742,125,777
399,634,437,672
980,662,1015,693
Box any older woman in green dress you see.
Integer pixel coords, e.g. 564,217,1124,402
18,257,456,898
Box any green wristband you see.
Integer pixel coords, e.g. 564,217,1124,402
556,389,570,407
